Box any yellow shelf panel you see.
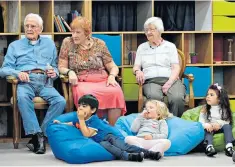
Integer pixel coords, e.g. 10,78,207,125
0,33,19,36
53,32,72,35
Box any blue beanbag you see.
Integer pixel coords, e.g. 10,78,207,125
46,112,114,164
115,113,205,156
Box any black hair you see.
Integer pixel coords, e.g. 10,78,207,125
78,94,99,114
204,84,232,124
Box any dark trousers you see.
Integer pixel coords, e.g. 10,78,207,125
205,124,234,146
100,134,146,160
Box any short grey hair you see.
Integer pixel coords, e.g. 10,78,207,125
144,17,164,34
24,13,43,30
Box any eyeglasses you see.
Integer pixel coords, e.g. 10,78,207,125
24,24,39,30
144,28,157,33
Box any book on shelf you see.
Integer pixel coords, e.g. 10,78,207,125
54,15,62,32
60,16,71,32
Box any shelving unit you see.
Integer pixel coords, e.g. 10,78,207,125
1,0,235,115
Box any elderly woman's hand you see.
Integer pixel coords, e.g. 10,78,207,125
107,75,118,87
136,71,145,85
68,70,78,85
162,80,173,94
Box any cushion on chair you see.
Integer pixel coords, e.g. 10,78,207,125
181,106,235,152
115,113,204,156
10,96,47,104
46,112,114,164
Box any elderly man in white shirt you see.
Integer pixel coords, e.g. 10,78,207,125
133,17,186,117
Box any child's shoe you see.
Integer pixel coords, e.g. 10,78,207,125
128,152,144,162
225,147,234,157
144,151,162,160
205,145,217,157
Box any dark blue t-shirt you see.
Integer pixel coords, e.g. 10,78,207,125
73,114,124,143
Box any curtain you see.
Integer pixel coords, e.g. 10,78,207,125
0,5,4,32
154,1,195,31
92,1,137,31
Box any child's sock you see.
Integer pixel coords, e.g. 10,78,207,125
226,143,233,149
206,144,213,150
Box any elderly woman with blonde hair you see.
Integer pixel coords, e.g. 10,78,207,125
125,100,172,160
133,17,186,117
58,16,126,125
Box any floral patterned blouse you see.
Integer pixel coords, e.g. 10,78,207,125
58,37,113,75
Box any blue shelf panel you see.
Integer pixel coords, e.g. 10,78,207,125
92,34,121,66
184,67,212,97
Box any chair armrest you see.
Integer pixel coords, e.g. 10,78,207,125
138,84,143,113
183,73,195,108
60,74,69,83
116,75,122,82
6,76,18,84
182,73,194,82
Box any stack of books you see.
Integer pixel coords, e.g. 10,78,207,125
54,10,81,32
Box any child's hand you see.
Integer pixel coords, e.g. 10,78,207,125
53,120,61,124
144,135,153,140
204,123,213,132
211,123,220,131
141,109,149,119
77,109,85,120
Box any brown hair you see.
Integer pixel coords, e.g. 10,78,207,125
70,16,91,37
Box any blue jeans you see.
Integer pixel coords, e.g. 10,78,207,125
17,73,66,136
100,134,146,160
205,124,234,145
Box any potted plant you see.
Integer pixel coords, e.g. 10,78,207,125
189,52,198,64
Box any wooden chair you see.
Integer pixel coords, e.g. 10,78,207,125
138,49,195,113
6,76,69,149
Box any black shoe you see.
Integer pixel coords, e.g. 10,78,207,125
225,147,234,157
232,151,235,162
128,152,144,162
34,132,46,154
205,145,217,157
144,151,162,161
26,134,38,152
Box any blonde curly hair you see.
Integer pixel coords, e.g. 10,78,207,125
145,100,173,120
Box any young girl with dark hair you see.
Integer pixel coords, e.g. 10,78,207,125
199,83,234,157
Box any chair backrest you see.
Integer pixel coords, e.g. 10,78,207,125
177,49,186,79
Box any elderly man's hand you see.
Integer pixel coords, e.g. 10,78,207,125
68,70,78,85
136,70,145,85
18,72,30,82
46,68,57,78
